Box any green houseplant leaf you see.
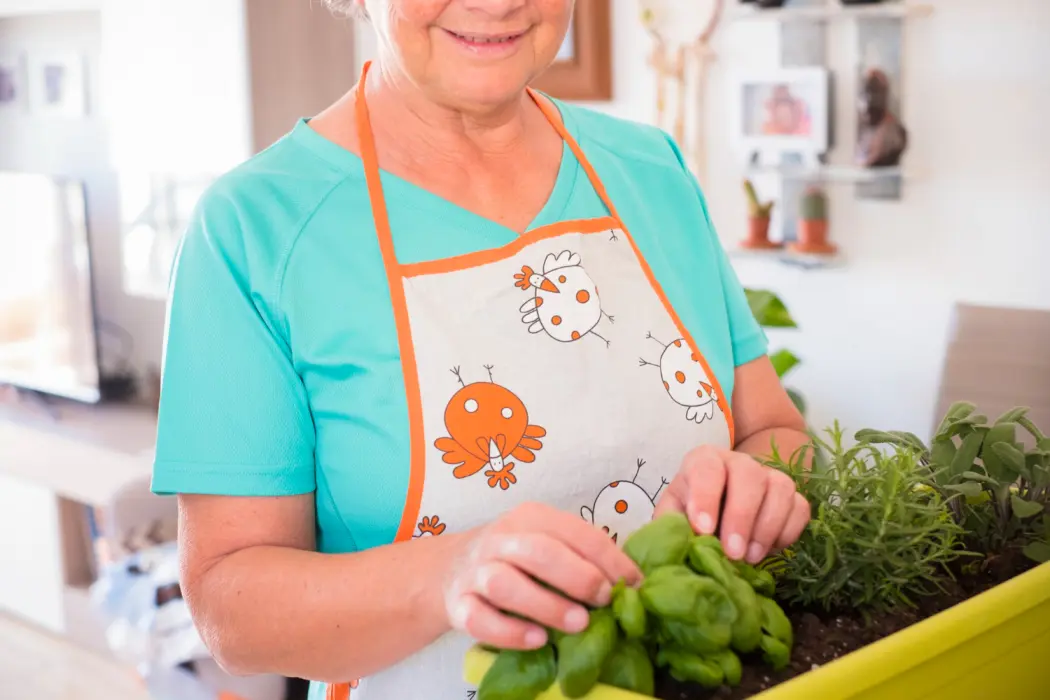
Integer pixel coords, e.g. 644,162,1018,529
769,349,801,379
745,289,797,328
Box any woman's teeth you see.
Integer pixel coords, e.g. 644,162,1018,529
455,33,519,44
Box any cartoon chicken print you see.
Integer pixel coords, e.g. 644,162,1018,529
581,459,669,544
514,250,613,347
413,515,446,538
639,332,723,424
433,365,547,490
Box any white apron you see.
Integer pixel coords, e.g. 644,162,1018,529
325,62,733,700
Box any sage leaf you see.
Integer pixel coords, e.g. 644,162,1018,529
951,432,985,478
995,407,1030,425
1010,494,1043,519
938,401,976,434
944,482,983,498
1022,541,1050,563
992,442,1029,478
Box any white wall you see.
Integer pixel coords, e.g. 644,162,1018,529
581,0,1050,438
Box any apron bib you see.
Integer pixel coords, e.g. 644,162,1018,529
326,62,733,700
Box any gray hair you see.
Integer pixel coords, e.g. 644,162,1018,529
323,0,367,19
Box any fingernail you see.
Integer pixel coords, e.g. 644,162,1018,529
524,627,548,648
726,534,746,560
746,541,766,564
565,606,589,633
596,581,613,606
695,512,715,534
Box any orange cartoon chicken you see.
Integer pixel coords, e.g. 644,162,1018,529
413,515,446,538
434,365,547,490
514,250,613,347
639,333,722,424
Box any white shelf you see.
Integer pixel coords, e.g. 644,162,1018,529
745,164,909,183
0,402,156,508
732,2,933,23
731,246,844,270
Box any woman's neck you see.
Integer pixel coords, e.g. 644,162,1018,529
364,60,546,172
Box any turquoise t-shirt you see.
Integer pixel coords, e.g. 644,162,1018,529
152,101,767,556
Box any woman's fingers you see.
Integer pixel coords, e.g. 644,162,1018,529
449,592,548,651
664,446,809,562
473,533,614,608
718,452,769,560
745,469,798,563
506,504,643,592
470,560,590,635
774,493,812,551
656,446,726,535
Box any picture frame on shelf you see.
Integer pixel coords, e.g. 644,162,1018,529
0,51,28,114
27,51,87,118
730,66,831,159
530,0,612,101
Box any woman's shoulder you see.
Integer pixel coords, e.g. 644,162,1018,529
178,122,364,288
553,100,686,174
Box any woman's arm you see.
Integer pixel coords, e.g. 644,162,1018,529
178,495,640,684
177,493,462,683
731,355,809,461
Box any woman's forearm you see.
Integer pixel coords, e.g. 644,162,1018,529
185,532,468,683
737,427,810,464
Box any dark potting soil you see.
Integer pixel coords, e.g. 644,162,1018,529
654,553,1036,700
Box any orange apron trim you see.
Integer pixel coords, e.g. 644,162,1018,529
353,60,735,544
400,216,620,278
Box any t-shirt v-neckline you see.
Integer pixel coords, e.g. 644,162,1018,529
291,115,582,243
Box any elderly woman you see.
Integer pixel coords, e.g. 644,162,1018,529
153,1,811,698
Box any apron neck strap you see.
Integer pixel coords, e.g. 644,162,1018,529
353,60,622,240
354,61,394,245
525,86,622,221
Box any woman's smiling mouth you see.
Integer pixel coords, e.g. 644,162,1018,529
443,28,531,56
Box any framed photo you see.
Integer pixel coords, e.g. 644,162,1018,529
0,52,28,114
531,0,611,101
28,52,87,117
730,67,830,157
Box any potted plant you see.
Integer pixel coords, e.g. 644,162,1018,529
463,402,1050,700
743,289,804,415
790,187,836,256
741,180,779,250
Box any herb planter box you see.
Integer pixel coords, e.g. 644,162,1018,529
462,559,1050,700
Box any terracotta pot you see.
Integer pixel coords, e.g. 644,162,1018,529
791,219,837,255
741,217,781,250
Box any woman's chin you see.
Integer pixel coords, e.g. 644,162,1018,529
432,69,538,113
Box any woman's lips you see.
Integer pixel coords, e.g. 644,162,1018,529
443,28,530,56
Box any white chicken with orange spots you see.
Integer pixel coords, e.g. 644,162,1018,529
581,459,668,544
640,332,722,424
514,250,613,347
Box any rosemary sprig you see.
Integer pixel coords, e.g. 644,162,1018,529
762,424,971,614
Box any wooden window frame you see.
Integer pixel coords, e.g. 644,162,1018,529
530,0,612,101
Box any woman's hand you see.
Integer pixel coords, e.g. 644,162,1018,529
443,502,642,651
654,445,810,565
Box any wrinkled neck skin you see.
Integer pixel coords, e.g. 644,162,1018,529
362,54,549,174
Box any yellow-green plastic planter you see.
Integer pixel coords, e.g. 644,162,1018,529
463,560,1050,700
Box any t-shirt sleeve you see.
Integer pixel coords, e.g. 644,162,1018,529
663,133,769,367
151,190,316,497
